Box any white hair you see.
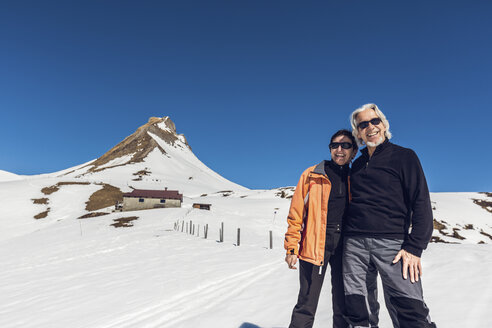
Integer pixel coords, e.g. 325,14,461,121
350,103,392,146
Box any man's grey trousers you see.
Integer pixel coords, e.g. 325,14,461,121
343,237,436,328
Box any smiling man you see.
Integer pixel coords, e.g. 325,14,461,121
284,129,361,328
343,104,436,328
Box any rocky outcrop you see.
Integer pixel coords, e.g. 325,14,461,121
86,116,190,173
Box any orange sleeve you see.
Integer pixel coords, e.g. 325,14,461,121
284,167,311,255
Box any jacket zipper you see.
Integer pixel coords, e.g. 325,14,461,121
311,170,329,274
339,165,343,195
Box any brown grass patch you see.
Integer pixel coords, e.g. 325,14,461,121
41,181,90,195
85,184,123,211
32,198,49,205
78,212,110,219
41,185,59,195
34,208,50,219
433,219,447,231
132,170,151,180
480,230,492,241
58,181,90,186
216,190,233,197
133,169,151,176
430,236,451,243
472,199,492,213
275,187,295,199
451,228,465,240
433,219,467,241
111,216,138,228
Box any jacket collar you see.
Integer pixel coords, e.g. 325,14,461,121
313,160,328,175
312,160,349,176
361,138,391,158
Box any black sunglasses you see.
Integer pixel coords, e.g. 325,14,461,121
329,142,353,150
357,117,382,130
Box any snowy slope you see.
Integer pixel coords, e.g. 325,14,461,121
0,169,23,182
0,192,491,328
430,192,492,244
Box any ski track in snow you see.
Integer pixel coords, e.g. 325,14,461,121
102,261,281,328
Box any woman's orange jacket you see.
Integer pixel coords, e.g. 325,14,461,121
284,162,344,266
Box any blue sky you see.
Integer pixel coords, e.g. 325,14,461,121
1,0,491,191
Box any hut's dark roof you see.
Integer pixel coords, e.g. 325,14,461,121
123,189,183,201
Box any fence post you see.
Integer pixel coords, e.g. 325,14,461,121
205,224,208,239
193,224,195,235
190,220,193,234
269,230,273,249
197,224,200,237
220,222,224,242
237,228,240,246
181,221,184,232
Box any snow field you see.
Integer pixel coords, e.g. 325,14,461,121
1,193,491,327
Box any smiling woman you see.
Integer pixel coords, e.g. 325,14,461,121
283,128,363,327
329,130,358,166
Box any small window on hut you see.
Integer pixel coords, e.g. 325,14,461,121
139,198,144,203
160,199,166,203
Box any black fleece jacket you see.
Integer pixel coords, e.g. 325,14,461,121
344,139,433,257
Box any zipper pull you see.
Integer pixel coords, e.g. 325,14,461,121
319,263,323,275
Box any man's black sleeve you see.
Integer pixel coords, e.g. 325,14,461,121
400,149,434,257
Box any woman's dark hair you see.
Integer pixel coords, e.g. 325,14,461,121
330,129,358,153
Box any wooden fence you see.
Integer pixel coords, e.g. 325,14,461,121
173,219,274,249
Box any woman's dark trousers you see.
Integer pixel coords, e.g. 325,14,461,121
289,245,347,328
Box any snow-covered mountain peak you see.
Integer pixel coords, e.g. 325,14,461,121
77,116,191,174
154,116,176,133
155,116,189,148
52,116,246,196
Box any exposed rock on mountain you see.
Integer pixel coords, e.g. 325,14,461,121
87,117,190,173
